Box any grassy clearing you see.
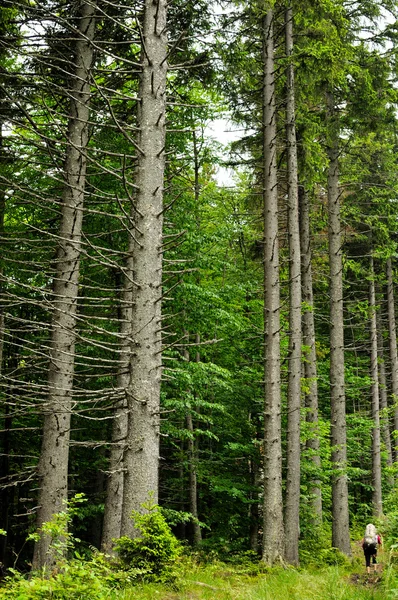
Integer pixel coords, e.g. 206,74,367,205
0,558,393,599
112,561,392,600
0,533,395,599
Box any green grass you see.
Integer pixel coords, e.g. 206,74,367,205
0,554,396,599
109,562,393,600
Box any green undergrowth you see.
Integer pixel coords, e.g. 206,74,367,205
1,497,398,599
0,555,396,599
93,561,397,600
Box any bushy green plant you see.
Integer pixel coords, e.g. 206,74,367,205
0,495,142,599
300,536,352,568
299,523,336,567
318,547,352,567
115,502,181,581
380,489,398,553
0,554,136,599
27,493,87,567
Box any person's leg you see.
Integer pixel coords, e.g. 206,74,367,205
373,552,378,572
365,549,371,574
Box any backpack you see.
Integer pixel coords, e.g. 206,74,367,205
364,523,378,548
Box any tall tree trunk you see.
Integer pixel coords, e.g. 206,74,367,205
186,410,201,547
386,256,398,460
261,7,284,565
0,124,4,376
369,256,382,516
284,4,301,567
190,135,202,547
32,1,96,570
299,186,322,525
101,265,133,552
326,90,351,556
0,125,9,566
120,0,167,537
376,309,394,483
190,335,202,546
0,149,8,564
182,331,202,548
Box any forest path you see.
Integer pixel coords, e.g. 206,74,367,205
348,537,386,589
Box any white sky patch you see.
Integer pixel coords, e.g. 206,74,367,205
206,117,244,187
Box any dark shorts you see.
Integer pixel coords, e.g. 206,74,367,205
363,544,377,567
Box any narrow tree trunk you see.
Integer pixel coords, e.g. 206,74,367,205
186,410,202,547
101,265,133,552
182,331,202,548
284,4,301,567
248,412,260,554
299,187,322,524
261,7,284,565
369,256,382,516
32,2,96,570
190,136,202,547
326,90,351,556
376,309,394,483
120,0,167,537
190,335,202,546
386,257,398,460
0,124,4,375
0,125,8,565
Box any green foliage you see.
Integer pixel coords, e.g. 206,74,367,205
298,524,353,568
0,554,135,599
0,497,138,599
380,489,398,553
28,494,87,565
115,503,182,581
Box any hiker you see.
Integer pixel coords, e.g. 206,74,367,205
362,523,382,574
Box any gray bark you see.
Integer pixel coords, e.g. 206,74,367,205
284,5,301,566
376,309,394,483
386,257,398,460
0,124,4,376
101,264,133,552
326,90,351,556
120,0,167,537
32,1,96,570
369,256,382,516
0,125,7,564
261,8,284,565
190,334,202,547
299,187,322,524
182,331,202,548
186,410,202,547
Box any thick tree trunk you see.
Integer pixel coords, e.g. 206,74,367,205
101,265,133,552
120,0,167,537
284,5,301,567
261,8,284,565
326,90,351,556
299,187,322,525
386,257,398,460
32,1,96,570
369,256,382,516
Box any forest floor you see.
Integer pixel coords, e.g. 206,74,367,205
112,544,394,600
0,537,394,599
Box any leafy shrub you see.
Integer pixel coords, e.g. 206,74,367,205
0,554,135,599
0,495,140,599
318,547,351,567
26,493,87,567
115,502,181,581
